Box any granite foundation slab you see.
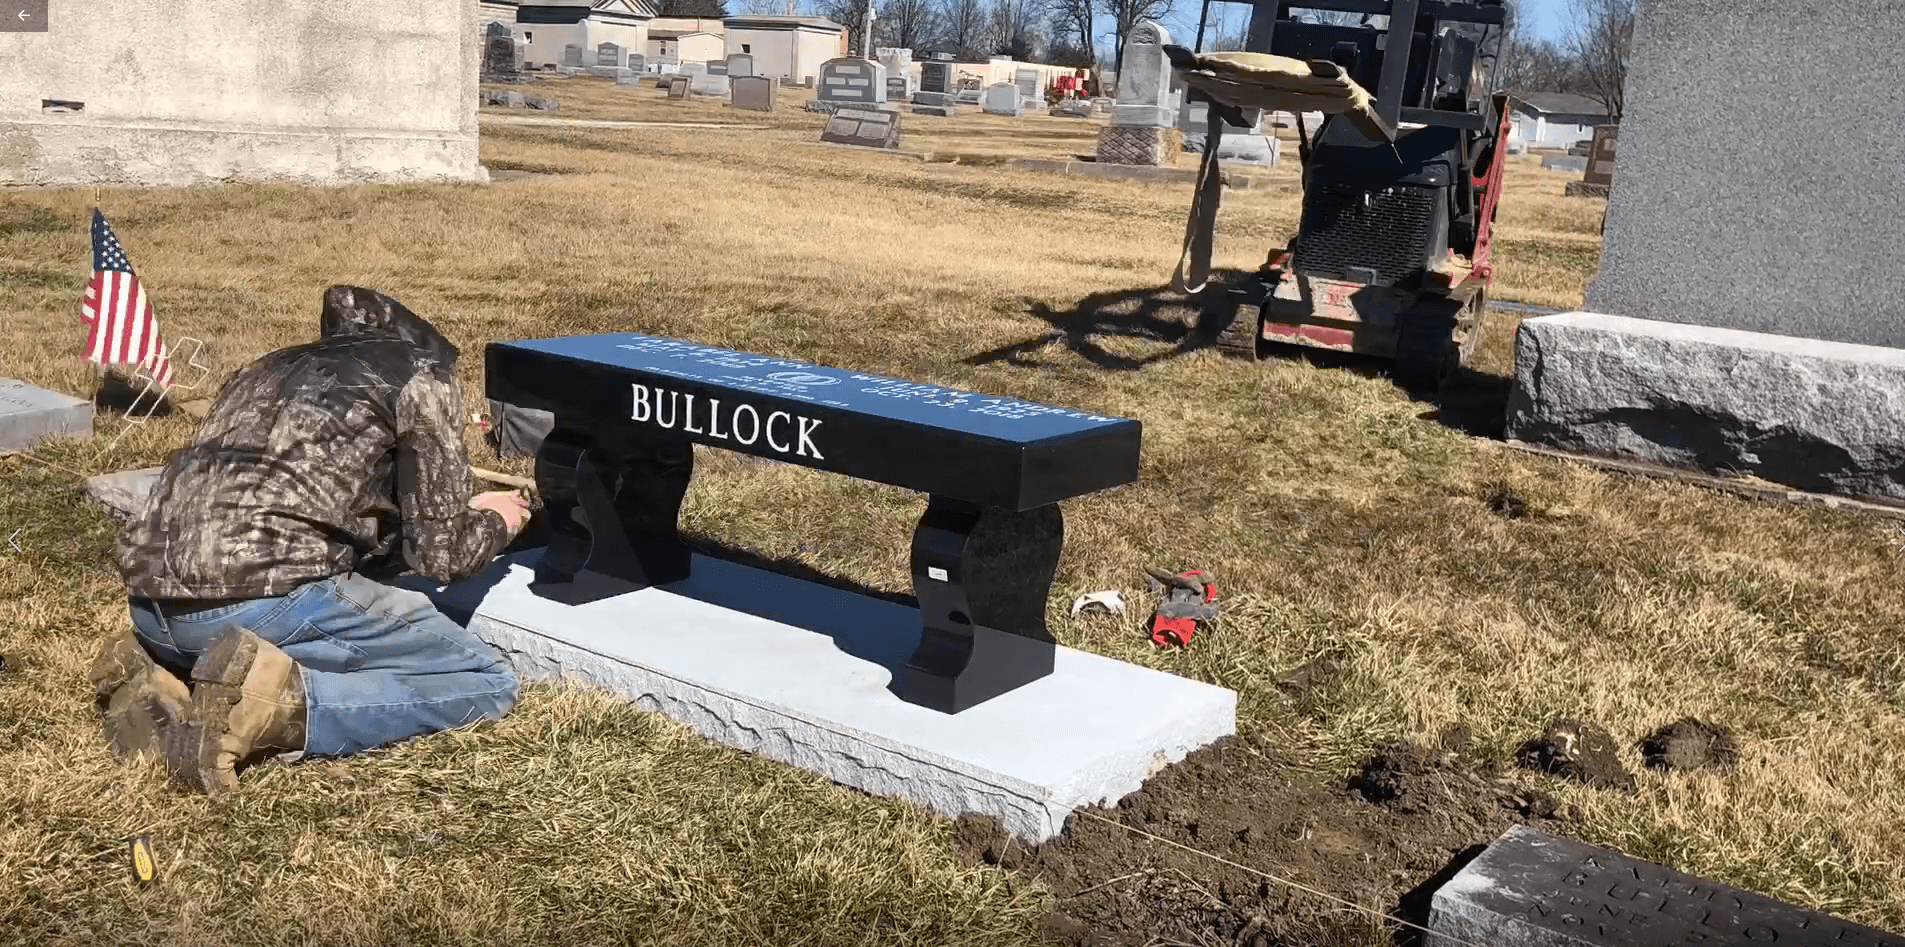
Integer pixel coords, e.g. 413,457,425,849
1505,312,1905,502
1428,825,1904,947
83,465,163,518
410,550,1238,843
1540,155,1588,173
0,378,93,453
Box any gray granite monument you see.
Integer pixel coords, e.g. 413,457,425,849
1506,0,1905,503
730,75,777,111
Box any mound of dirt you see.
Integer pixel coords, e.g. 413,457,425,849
952,731,1569,947
1513,717,1636,792
1637,718,1737,771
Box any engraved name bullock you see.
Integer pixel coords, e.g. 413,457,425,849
630,382,824,459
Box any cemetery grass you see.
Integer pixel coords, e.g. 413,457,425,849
0,77,1899,945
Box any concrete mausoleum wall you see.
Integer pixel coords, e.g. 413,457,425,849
0,0,485,187
724,18,847,85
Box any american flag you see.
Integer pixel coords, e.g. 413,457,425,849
81,209,173,389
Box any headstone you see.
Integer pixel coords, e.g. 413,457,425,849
690,74,731,97
876,47,915,94
1110,21,1174,127
481,23,521,79
1582,124,1617,187
1014,67,1040,106
1427,825,1905,947
0,378,92,452
628,53,647,74
820,106,900,150
1049,99,1092,119
815,57,886,107
706,60,728,76
597,43,621,68
680,61,708,78
730,75,777,111
616,70,642,86
725,53,754,78
562,45,584,68
1588,0,1901,348
886,76,908,101
667,77,691,99
982,83,1023,117
954,87,982,106
918,60,952,95
1541,155,1588,173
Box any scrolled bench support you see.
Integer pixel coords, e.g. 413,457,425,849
904,496,1063,713
528,423,693,605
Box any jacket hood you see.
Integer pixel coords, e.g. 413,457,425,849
319,285,459,378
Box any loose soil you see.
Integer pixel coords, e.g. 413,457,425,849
953,730,1582,947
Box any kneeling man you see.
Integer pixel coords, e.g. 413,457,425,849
92,286,530,797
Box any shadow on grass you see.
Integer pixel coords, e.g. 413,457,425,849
963,270,1514,438
963,268,1259,372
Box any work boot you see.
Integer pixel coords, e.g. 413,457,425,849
165,625,307,799
88,629,193,760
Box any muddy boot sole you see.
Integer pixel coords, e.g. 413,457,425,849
163,627,260,798
89,630,156,697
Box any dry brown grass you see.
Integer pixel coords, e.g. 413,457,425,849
1,74,1900,945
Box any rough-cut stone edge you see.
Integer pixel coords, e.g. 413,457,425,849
1505,311,1905,501
470,609,1235,843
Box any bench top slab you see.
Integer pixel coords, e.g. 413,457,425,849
487,333,1143,510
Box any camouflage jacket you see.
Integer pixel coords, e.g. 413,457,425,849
118,286,511,600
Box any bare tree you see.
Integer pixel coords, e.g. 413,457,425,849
1106,0,1172,73
729,0,785,13
1567,0,1633,121
986,0,1047,57
819,0,875,54
875,0,940,49
940,0,991,58
1048,0,1095,59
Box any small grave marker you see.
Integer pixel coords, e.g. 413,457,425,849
1429,826,1905,947
731,75,777,111
0,378,93,453
820,106,900,150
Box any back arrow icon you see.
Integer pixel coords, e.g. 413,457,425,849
17,10,29,18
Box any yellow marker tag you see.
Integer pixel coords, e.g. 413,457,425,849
129,835,156,884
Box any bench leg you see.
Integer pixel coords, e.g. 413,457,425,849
902,497,1062,713
528,427,693,605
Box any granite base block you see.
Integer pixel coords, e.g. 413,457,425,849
83,466,163,518
1428,825,1905,947
1505,312,1905,502
0,378,93,453
409,550,1238,843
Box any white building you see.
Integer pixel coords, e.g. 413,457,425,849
514,0,658,69
722,16,847,84
2,0,483,186
1509,93,1613,150
647,17,727,65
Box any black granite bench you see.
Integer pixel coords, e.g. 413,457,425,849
485,333,1143,713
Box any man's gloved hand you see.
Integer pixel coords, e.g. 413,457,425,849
471,490,531,535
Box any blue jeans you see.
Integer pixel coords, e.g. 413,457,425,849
128,572,519,757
